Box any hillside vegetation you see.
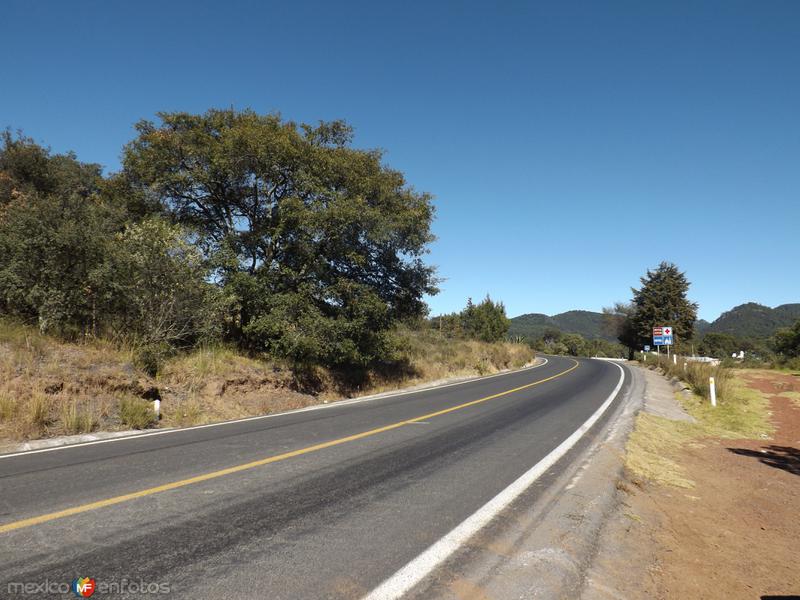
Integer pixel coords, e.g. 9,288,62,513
0,112,538,445
509,309,615,341
0,318,533,445
0,112,436,377
705,302,800,338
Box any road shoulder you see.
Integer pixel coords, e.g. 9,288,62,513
582,367,800,599
406,360,644,599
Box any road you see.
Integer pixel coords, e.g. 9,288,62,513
0,355,628,599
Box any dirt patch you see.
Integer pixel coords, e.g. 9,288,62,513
586,371,800,599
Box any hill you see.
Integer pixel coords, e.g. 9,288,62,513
705,302,800,338
695,319,712,336
509,310,615,341
509,302,800,344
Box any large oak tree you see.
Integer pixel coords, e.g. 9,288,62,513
122,109,437,366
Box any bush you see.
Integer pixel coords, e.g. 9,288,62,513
100,218,229,350
133,342,172,377
781,356,800,371
775,319,800,359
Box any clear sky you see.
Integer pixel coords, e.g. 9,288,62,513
2,1,798,321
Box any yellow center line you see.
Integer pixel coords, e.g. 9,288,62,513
0,359,579,534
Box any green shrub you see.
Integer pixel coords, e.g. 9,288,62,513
119,396,156,429
133,342,172,377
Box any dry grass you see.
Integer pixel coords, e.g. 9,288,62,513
390,327,534,383
0,318,144,441
626,413,697,488
649,356,733,402
625,370,774,489
61,400,97,435
0,318,536,444
157,346,297,427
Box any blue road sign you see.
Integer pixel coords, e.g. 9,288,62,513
653,334,673,346
644,345,651,352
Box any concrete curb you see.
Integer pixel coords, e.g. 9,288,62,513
0,427,175,454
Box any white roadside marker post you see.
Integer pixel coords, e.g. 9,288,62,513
709,377,717,407
673,354,677,365
153,399,161,419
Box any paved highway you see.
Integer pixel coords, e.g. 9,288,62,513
0,355,628,599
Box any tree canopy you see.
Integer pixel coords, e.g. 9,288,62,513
0,131,221,368
0,110,439,372
461,296,510,343
122,109,437,366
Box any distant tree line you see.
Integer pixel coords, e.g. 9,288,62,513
0,110,437,373
528,328,627,358
430,296,510,343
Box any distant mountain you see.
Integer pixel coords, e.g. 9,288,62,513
509,303,800,344
509,310,615,342
705,302,800,338
695,319,712,336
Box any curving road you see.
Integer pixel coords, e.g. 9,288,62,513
0,355,628,599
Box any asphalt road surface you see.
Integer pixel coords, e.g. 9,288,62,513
0,355,628,599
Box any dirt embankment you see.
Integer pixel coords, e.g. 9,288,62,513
0,320,534,448
587,369,800,599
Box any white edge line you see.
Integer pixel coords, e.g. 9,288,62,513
0,358,549,460
361,360,626,600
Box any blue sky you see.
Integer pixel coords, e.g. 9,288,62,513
2,1,798,321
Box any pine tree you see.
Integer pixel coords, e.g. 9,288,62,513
629,262,698,353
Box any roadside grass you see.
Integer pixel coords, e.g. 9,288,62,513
626,413,698,488
647,356,732,402
61,400,97,435
0,317,535,444
160,346,266,388
0,318,146,441
625,369,773,489
391,326,534,382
